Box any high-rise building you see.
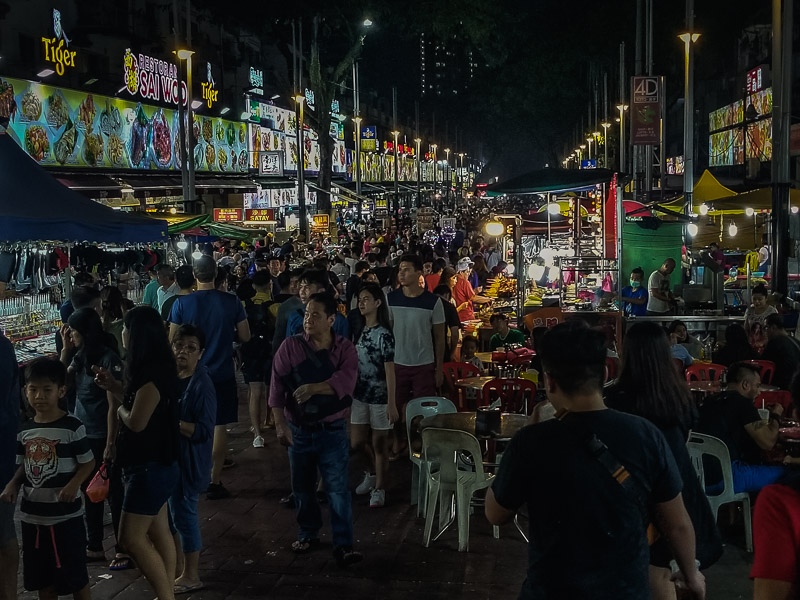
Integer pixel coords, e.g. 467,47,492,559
419,32,479,98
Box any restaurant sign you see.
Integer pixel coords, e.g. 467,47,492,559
249,67,263,94
631,76,661,146
311,214,329,232
244,208,275,222
213,208,242,222
123,49,185,107
42,9,76,76
259,150,284,176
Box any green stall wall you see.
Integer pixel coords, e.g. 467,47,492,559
621,221,684,284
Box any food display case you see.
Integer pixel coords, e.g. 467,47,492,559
556,256,619,312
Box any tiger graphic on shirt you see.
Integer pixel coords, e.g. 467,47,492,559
23,437,60,486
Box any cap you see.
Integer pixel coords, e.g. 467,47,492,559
456,257,474,272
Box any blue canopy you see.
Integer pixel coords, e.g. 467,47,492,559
0,133,167,243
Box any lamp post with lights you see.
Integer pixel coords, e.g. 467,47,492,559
414,138,421,208
354,116,363,221
601,122,610,168
617,104,629,172
431,144,438,202
586,137,594,161
295,94,307,240
392,130,400,224
444,148,451,207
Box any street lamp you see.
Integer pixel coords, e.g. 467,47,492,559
579,144,586,165
414,138,421,208
353,17,374,224
679,31,701,216
431,144,438,198
392,130,400,223
601,122,610,168
616,104,629,172
174,49,196,208
444,148,451,207
586,137,594,161
353,116,363,220
458,152,465,200
294,94,307,240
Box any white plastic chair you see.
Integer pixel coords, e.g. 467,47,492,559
422,428,499,552
686,432,753,552
405,396,457,516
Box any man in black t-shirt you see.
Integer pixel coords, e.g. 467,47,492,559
761,314,800,390
433,284,461,361
696,361,785,493
486,322,704,600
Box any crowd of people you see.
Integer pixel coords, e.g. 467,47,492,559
1,219,800,600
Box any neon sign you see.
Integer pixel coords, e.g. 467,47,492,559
201,62,219,108
249,67,263,92
41,9,76,76
123,49,186,106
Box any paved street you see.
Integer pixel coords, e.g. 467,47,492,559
14,386,755,599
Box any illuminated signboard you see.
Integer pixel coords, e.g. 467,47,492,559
304,88,315,111
42,9,76,76
201,62,219,108
123,49,185,106
747,66,765,94
213,208,242,222
311,214,329,231
259,150,284,176
361,126,377,151
0,75,248,172
244,208,275,222
249,67,263,94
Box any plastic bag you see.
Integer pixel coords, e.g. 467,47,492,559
86,463,109,503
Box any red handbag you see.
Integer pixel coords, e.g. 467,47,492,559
86,463,109,503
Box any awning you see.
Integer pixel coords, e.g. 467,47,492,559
486,167,615,195
118,175,183,193
663,170,736,210
55,173,124,197
195,177,258,191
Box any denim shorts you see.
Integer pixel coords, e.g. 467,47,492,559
122,461,179,516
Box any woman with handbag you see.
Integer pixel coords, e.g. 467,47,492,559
605,322,723,600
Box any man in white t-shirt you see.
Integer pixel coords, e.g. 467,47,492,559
646,258,676,315
387,255,445,454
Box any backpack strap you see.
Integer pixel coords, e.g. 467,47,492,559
291,334,323,370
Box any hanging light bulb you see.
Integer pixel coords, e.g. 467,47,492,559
687,223,699,237
745,207,754,216
728,221,738,237
176,240,188,251
191,250,202,259
698,203,709,216
792,206,799,214
548,203,561,215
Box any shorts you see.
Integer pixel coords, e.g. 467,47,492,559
350,399,392,431
0,500,15,546
213,377,239,425
122,461,179,515
242,354,272,384
22,517,88,595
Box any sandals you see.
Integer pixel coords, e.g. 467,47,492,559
109,554,133,571
333,546,363,568
174,582,205,595
291,539,320,554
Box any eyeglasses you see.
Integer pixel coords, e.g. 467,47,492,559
172,342,200,354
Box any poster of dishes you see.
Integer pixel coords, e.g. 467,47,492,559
0,75,247,173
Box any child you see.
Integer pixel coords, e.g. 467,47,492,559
1,358,95,600
460,336,484,372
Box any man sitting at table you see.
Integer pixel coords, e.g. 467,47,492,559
761,313,800,390
695,361,785,494
485,321,704,600
489,313,525,351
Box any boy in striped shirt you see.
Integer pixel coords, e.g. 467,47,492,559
1,358,95,600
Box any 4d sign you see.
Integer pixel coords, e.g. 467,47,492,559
201,62,219,108
42,9,76,76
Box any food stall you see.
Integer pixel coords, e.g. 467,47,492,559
0,131,167,367
484,168,623,346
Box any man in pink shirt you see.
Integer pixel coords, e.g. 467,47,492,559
269,293,361,567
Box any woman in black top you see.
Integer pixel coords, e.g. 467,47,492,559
96,306,179,600
713,323,757,367
605,322,722,599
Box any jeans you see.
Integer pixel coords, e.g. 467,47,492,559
287,420,353,548
168,482,201,554
731,460,786,494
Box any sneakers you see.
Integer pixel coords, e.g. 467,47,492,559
333,545,363,568
252,435,265,448
206,482,231,500
355,472,376,495
369,488,385,508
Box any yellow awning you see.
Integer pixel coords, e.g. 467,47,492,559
665,170,736,210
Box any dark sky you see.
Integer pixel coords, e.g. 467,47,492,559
208,0,771,179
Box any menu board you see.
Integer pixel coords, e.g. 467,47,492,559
243,186,317,208
0,75,248,172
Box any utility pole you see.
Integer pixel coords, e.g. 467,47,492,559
772,0,792,296
681,0,697,220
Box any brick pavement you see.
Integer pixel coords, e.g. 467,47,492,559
14,383,754,599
